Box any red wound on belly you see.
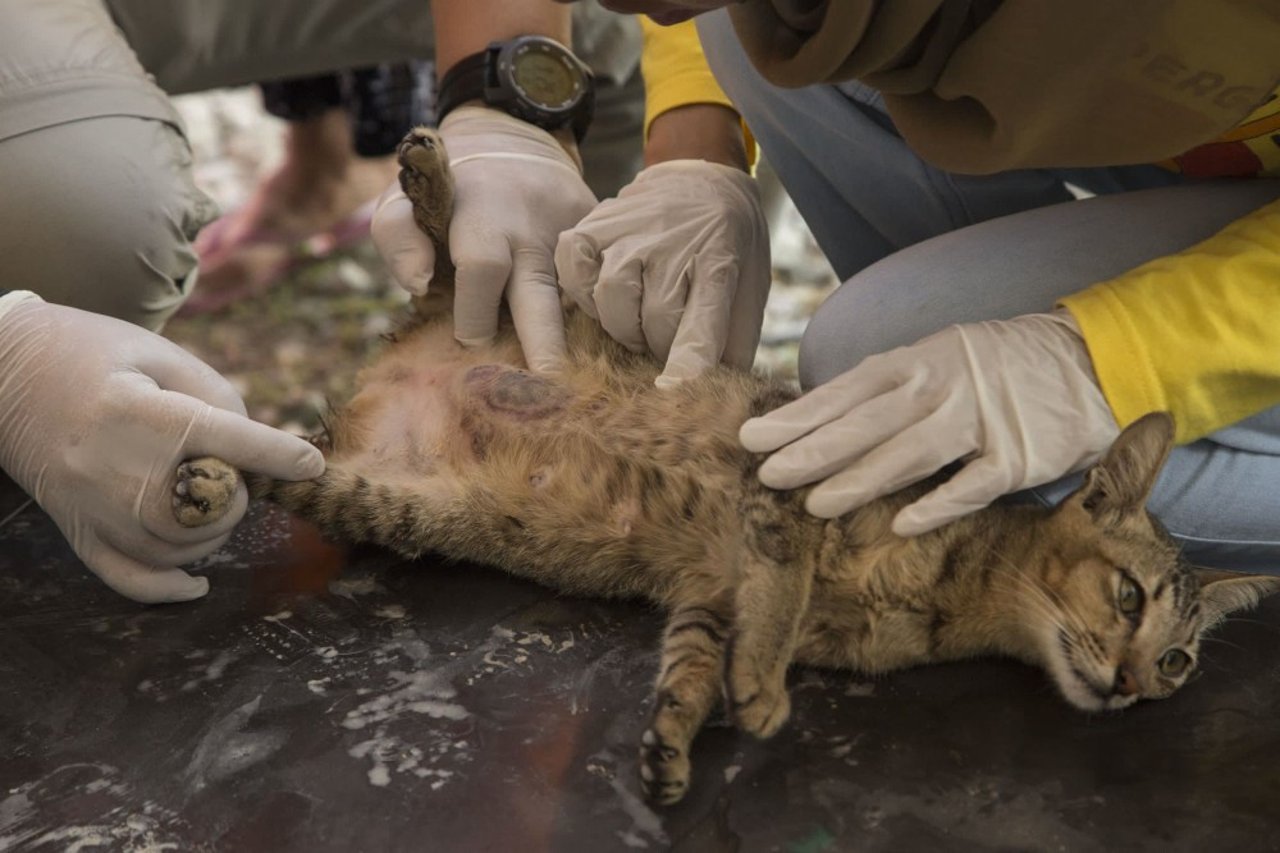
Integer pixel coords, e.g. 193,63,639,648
465,365,569,419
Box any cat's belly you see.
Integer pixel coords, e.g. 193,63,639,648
333,327,571,477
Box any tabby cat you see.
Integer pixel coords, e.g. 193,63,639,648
178,128,1280,805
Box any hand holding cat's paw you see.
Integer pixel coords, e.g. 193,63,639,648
740,310,1119,534
0,292,323,603
428,106,596,374
372,180,436,297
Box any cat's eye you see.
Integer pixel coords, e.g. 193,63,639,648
1117,573,1144,617
1158,649,1191,678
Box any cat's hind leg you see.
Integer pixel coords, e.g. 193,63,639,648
640,594,733,806
724,501,817,739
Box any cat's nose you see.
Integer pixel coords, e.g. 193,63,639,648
1112,665,1140,697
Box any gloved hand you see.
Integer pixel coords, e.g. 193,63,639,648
372,106,597,373
555,160,771,388
739,310,1120,535
0,293,325,603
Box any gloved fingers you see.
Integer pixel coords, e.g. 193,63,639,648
739,356,903,453
890,456,1009,537
593,250,648,354
756,389,925,489
372,184,436,296
451,239,512,348
554,230,603,320
720,265,771,371
81,537,211,604
183,403,325,481
507,248,568,374
132,334,248,417
803,420,970,519
656,260,733,389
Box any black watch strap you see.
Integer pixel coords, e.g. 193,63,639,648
434,50,490,126
434,42,593,142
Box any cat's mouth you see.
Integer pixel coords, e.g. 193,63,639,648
1049,629,1141,713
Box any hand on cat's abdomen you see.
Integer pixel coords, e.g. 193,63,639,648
556,160,771,388
739,310,1119,535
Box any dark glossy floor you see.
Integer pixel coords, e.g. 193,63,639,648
3,475,1279,853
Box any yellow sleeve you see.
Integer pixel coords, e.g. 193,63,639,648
1059,199,1280,443
640,17,755,166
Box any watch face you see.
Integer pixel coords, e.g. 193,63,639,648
511,45,580,110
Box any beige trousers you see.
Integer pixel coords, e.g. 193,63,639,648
0,0,642,330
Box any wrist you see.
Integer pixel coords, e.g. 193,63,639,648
443,103,583,172
644,104,748,172
436,35,595,145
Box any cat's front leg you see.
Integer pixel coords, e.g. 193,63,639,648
640,594,733,805
724,497,816,739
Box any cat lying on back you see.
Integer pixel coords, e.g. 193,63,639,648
178,128,1280,805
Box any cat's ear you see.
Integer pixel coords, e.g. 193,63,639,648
1195,569,1280,628
1072,412,1175,523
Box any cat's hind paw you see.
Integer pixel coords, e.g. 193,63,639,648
638,726,690,806
173,456,241,527
726,655,791,739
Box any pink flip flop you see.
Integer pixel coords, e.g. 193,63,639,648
180,200,377,317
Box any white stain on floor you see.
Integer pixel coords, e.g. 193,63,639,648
0,765,184,852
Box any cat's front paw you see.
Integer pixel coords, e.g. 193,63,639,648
726,653,791,739
173,456,241,527
638,726,690,806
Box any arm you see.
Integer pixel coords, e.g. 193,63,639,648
432,1,570,73
639,16,751,171
740,200,1280,535
1061,199,1280,442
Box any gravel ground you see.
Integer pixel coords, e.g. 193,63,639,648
165,89,837,435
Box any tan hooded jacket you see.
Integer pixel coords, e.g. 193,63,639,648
729,0,1280,174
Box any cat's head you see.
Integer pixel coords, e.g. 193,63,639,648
1034,412,1280,712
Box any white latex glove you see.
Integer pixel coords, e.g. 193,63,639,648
555,160,770,388
739,310,1120,536
0,293,325,603
372,106,597,373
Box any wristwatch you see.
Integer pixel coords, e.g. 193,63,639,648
435,36,596,142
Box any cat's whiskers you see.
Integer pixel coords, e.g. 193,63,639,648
981,547,1117,678
982,546,1088,640
1197,635,1246,654
982,565,1072,651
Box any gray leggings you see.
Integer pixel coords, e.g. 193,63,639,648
0,0,643,331
698,10,1280,571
